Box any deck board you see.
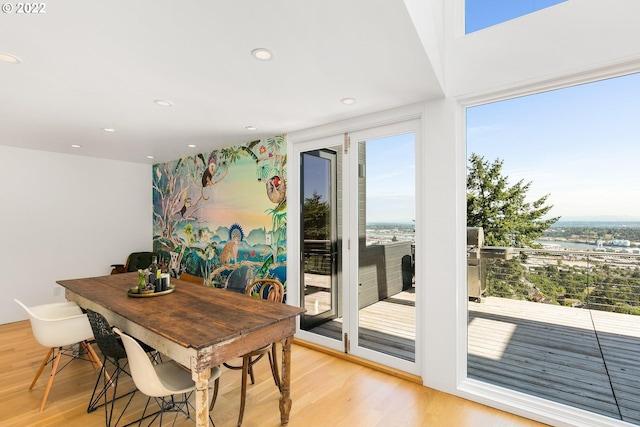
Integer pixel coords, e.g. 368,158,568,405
468,297,640,424
590,309,640,425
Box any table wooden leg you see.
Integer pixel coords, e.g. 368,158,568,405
192,363,212,427
279,336,293,426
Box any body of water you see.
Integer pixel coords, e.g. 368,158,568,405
552,220,640,228
537,240,597,250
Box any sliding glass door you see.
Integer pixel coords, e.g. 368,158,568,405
297,120,420,374
350,131,416,363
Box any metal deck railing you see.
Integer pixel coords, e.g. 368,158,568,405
482,248,640,315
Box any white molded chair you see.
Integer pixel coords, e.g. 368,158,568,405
14,299,101,412
114,328,221,426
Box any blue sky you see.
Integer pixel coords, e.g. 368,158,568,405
467,72,640,221
366,133,415,223
465,0,566,33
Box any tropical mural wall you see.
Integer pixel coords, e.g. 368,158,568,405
152,136,287,295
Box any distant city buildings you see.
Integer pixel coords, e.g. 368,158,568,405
366,223,415,245
597,238,631,248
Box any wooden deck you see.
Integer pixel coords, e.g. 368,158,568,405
309,288,416,362
468,297,640,425
310,294,640,425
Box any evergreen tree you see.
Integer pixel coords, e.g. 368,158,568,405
303,191,330,239
467,153,559,247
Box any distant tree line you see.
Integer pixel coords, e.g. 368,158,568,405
545,226,640,243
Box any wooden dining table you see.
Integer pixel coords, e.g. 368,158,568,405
57,273,304,427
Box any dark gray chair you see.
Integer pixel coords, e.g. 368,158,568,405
110,252,159,274
86,309,160,427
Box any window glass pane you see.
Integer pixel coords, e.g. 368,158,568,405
465,0,566,34
359,134,415,362
466,72,640,424
365,134,415,246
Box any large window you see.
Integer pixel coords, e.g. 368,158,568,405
466,72,640,425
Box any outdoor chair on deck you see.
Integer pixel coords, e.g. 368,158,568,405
219,278,284,427
14,299,102,412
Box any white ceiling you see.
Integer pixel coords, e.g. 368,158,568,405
0,0,443,164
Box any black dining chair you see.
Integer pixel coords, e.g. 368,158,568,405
110,252,159,274
86,309,160,427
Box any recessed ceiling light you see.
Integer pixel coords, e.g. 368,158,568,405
102,127,116,132
71,144,81,148
251,48,273,61
245,126,257,131
0,53,21,64
146,155,155,159
153,99,173,107
188,144,196,148
341,97,356,105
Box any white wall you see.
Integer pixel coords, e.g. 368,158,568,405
419,96,462,391
0,146,152,324
402,0,445,92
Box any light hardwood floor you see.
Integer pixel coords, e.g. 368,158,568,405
0,320,548,427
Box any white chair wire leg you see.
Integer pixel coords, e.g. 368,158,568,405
127,389,217,427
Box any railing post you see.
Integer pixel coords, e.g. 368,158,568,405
585,253,591,308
